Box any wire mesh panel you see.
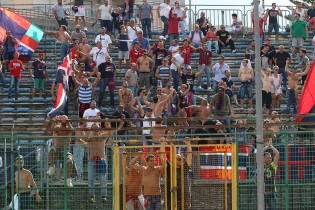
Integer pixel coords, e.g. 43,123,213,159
118,146,168,210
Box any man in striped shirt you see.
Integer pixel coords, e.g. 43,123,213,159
194,42,213,90
73,71,101,117
155,57,172,88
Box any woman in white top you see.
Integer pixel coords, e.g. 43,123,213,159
271,65,283,109
294,2,307,21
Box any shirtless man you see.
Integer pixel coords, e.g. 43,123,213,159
144,89,176,117
268,111,281,134
185,95,211,124
44,25,72,61
261,68,276,115
130,142,166,209
124,152,144,210
285,59,310,114
84,119,124,202
238,59,254,111
78,36,91,64
162,81,175,116
151,117,167,143
46,115,74,187
136,49,154,90
14,155,42,209
119,81,134,117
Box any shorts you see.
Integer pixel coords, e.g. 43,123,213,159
262,90,272,109
100,19,112,31
292,37,304,48
34,78,45,90
75,6,85,17
50,143,74,164
239,83,253,99
118,51,130,59
268,23,279,34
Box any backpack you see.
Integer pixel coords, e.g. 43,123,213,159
190,31,202,41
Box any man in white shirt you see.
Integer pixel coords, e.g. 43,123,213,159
127,18,141,41
142,107,156,145
90,41,109,66
83,100,100,128
170,49,185,91
168,39,180,58
95,0,113,35
158,0,171,37
94,27,112,50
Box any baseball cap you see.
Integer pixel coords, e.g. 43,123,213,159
159,35,166,40
118,105,124,112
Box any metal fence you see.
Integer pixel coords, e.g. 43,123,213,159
1,120,315,210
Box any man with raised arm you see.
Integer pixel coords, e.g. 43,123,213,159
46,115,74,187
263,142,280,210
284,59,310,114
130,142,166,209
85,118,125,203
186,95,211,124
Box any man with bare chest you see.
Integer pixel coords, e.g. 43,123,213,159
130,142,166,209
44,25,72,61
136,49,154,90
186,95,211,124
261,68,276,115
85,119,124,203
46,115,74,187
285,59,310,114
119,81,134,116
144,89,175,117
14,156,42,209
238,59,254,110
78,36,91,64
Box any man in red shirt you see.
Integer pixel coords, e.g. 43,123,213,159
194,42,212,90
8,52,24,100
129,41,143,63
181,39,194,71
252,17,265,46
168,8,186,44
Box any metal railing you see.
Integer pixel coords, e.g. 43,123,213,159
0,118,315,209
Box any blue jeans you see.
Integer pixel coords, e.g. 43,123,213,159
8,75,20,100
113,28,120,38
265,193,276,210
0,71,6,87
128,85,137,98
286,89,297,114
214,113,231,133
161,16,169,36
278,67,287,89
169,33,179,44
60,42,68,61
239,83,253,99
197,65,211,88
268,23,279,35
88,160,107,197
141,18,152,38
145,195,162,210
179,20,186,39
171,69,180,91
73,145,84,179
207,40,219,52
192,42,200,48
99,78,115,107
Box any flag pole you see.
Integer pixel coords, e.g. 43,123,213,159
253,0,264,209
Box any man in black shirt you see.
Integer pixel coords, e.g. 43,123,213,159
94,55,116,107
153,40,168,71
307,2,315,20
261,39,276,67
264,3,282,40
216,25,236,54
112,7,127,38
274,45,291,93
196,12,210,36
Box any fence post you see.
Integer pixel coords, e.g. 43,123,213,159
171,145,177,210
4,138,8,210
63,137,68,209
284,134,289,210
113,146,120,210
232,142,238,210
221,10,225,25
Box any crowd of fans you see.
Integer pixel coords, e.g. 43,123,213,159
2,0,315,209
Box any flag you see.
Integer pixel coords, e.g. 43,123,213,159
0,8,44,61
296,61,315,128
48,56,70,118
